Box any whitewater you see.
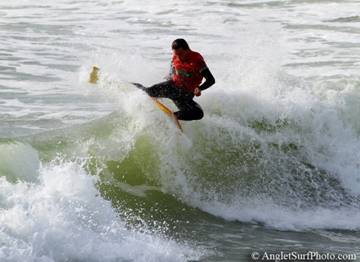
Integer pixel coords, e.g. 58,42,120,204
0,0,360,261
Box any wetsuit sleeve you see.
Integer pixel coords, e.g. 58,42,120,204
199,68,215,91
167,60,175,80
197,56,208,73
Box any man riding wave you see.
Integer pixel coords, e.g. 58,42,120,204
134,38,215,121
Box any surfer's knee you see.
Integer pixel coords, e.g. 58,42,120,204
194,108,204,120
191,103,203,120
176,108,203,121
189,109,203,120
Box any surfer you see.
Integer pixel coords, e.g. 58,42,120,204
134,39,215,121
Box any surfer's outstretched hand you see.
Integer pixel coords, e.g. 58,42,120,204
194,87,201,97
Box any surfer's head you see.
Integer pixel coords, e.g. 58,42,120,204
172,38,190,60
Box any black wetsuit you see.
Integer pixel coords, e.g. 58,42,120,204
133,81,204,121
133,61,215,121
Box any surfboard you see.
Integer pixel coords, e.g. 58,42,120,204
88,66,183,132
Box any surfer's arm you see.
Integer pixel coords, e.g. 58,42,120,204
166,61,175,80
199,68,215,91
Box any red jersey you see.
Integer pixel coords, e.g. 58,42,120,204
171,50,208,93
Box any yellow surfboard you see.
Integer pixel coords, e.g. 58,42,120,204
89,66,183,132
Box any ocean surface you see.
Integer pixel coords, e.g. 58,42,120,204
1,0,360,261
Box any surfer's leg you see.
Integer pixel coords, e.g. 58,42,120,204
132,83,147,91
133,81,175,98
172,99,204,121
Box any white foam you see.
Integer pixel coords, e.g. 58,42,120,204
0,158,202,261
198,200,360,231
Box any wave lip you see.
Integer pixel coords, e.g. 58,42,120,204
0,142,40,183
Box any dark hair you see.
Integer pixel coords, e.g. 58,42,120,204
172,39,190,50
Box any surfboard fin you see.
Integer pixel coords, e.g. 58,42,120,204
171,113,183,132
89,66,99,84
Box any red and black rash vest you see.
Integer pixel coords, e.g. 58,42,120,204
171,50,208,93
